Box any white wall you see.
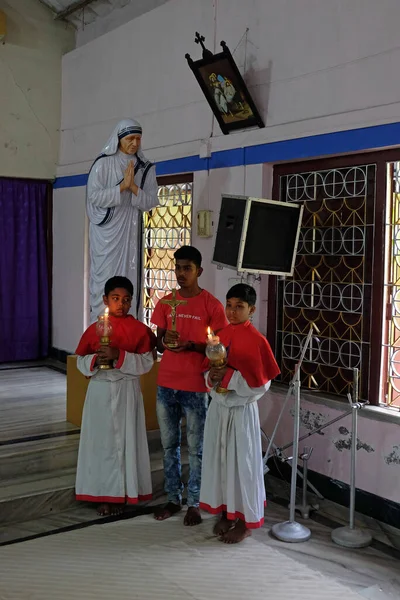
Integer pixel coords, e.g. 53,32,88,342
53,0,400,503
55,0,400,349
58,0,400,177
76,0,171,48
52,186,87,352
0,0,74,179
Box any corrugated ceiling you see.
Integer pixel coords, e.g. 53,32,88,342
40,0,132,29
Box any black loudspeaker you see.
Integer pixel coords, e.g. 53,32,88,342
212,195,303,276
212,194,247,270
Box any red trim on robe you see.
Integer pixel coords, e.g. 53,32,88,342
199,501,266,529
220,366,235,390
90,355,98,372
114,349,126,369
76,493,152,504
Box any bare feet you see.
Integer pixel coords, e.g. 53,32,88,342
97,503,111,516
110,504,124,516
97,503,124,516
213,512,233,536
154,502,182,521
184,506,202,526
220,519,251,544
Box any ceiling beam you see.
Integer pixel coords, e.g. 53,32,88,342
54,0,97,20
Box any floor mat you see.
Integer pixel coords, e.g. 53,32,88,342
0,512,365,599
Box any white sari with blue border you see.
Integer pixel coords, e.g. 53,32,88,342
86,119,158,322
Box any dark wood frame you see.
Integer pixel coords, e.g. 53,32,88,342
45,181,53,357
143,172,194,326
268,150,400,406
156,173,193,186
186,40,264,135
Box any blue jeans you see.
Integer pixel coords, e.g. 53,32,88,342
156,386,208,507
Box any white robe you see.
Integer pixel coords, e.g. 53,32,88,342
200,371,271,528
75,350,153,504
87,151,158,323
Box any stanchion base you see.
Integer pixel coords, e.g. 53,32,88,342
271,521,311,543
331,526,372,548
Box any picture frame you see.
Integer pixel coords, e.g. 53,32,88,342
185,34,265,135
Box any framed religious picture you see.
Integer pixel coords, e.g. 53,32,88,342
186,33,264,135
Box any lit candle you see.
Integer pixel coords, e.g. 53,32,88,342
104,307,109,335
206,327,220,346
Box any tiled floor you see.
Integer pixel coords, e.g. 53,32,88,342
0,365,76,442
0,364,398,599
0,507,399,600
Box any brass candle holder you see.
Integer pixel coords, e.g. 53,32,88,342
96,308,114,370
206,329,229,394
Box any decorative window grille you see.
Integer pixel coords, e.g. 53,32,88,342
143,176,193,329
272,165,376,401
381,162,400,408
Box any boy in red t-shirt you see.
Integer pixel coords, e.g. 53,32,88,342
151,246,227,526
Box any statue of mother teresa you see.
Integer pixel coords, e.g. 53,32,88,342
86,119,158,323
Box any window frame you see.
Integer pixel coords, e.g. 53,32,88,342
143,172,194,329
268,150,400,406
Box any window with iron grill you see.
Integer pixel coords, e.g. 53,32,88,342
143,175,193,330
269,162,377,402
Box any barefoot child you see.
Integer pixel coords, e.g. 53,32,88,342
200,283,280,543
75,276,156,516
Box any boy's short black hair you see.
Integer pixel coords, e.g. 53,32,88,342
226,283,257,306
104,276,134,297
174,245,202,268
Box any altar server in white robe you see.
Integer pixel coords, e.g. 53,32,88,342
75,276,156,516
87,119,158,323
200,283,280,543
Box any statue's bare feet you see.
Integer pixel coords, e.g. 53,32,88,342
213,512,233,536
97,503,111,516
221,519,251,544
184,506,202,526
154,502,182,521
110,503,124,516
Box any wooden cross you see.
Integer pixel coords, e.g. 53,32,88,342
161,289,187,333
194,32,213,59
195,32,206,50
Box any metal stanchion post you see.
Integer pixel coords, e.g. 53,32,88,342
331,370,372,548
271,368,311,542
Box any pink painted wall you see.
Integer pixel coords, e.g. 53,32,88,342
259,387,400,503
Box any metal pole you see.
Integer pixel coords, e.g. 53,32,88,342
331,379,372,548
261,429,324,499
279,409,353,453
263,381,294,471
289,371,301,523
349,403,357,530
302,451,308,510
264,325,314,470
271,327,313,543
353,368,359,404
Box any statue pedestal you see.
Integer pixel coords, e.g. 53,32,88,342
66,355,160,430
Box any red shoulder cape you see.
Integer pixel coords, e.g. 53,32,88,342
75,315,156,356
216,322,280,388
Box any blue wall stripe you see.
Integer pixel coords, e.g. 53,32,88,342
54,173,89,189
209,147,246,170
53,121,400,189
154,154,208,176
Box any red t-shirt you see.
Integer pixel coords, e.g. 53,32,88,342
151,289,228,392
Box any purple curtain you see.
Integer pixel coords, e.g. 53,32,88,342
0,178,50,363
